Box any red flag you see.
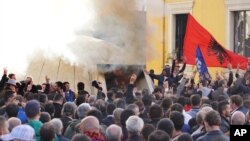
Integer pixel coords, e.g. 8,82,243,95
183,14,248,70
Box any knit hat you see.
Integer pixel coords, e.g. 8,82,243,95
25,100,40,118
6,79,16,87
1,125,35,141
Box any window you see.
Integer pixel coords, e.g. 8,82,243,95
166,0,193,64
175,14,188,61
234,11,250,57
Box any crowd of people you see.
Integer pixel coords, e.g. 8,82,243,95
0,57,250,141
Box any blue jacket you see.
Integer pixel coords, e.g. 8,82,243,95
65,90,75,102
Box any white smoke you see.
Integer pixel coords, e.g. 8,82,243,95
0,0,95,75
0,0,151,81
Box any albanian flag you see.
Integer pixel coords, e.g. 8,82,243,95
183,14,248,70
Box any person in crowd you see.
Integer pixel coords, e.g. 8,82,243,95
80,116,104,141
107,91,115,104
0,68,16,93
218,101,230,135
141,124,155,141
169,111,184,141
18,76,38,96
60,102,77,134
71,133,90,141
53,94,64,118
44,102,55,119
148,104,163,128
64,103,91,139
148,130,171,141
125,74,137,104
105,124,123,141
231,111,246,125
125,115,144,141
39,112,51,123
161,97,173,117
102,103,116,127
157,118,174,138
126,104,140,116
7,117,21,132
197,80,213,98
196,110,229,141
169,103,191,132
25,100,43,141
63,82,76,102
177,133,193,141
230,95,248,115
114,98,126,109
120,109,135,141
40,122,56,141
187,94,201,118
1,124,35,141
3,79,17,93
0,116,9,137
113,108,124,126
5,103,18,118
0,90,17,116
191,106,213,140
50,118,70,141
77,82,89,96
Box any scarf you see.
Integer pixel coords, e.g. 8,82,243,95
83,131,105,141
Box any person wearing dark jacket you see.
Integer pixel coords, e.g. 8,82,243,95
0,68,16,93
171,56,186,86
125,74,137,104
230,95,248,115
218,101,230,136
53,94,64,118
196,110,229,141
18,76,38,96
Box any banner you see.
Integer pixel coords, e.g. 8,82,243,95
183,14,248,69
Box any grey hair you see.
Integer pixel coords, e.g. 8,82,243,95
126,116,144,133
106,124,123,140
196,106,213,125
231,111,246,125
113,108,124,125
49,118,63,135
126,104,139,115
61,102,77,117
77,103,91,119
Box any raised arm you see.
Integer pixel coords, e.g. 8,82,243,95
0,68,8,91
227,64,233,87
44,75,51,94
125,74,137,104
178,56,187,74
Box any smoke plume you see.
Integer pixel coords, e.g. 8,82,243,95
0,0,157,84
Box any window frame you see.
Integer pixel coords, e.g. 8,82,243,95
166,0,194,63
225,0,250,52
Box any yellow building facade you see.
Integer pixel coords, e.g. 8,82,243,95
146,0,250,78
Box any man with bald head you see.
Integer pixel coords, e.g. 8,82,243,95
80,116,104,141
7,117,21,131
106,124,123,141
231,111,246,125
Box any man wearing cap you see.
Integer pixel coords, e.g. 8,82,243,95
5,79,17,93
1,124,35,141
